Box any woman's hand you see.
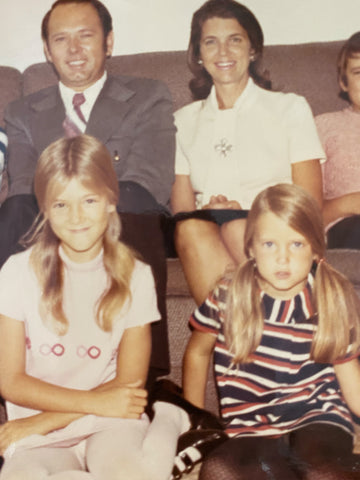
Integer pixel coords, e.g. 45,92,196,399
95,381,148,419
202,195,241,210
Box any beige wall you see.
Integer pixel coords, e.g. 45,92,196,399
1,0,360,71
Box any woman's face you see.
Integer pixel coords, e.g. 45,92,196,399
199,16,253,94
341,54,360,111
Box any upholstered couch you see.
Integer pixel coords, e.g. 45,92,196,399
1,40,360,477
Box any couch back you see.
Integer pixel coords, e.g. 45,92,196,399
0,40,347,129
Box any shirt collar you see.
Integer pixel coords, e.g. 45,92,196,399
208,77,255,112
59,71,107,130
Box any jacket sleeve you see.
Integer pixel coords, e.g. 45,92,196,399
118,79,176,208
4,100,38,197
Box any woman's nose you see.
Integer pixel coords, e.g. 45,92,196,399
219,43,228,56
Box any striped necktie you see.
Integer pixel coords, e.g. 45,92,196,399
72,92,86,124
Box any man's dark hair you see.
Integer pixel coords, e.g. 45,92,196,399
41,0,113,44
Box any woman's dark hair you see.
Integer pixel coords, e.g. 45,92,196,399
187,0,271,99
337,31,360,102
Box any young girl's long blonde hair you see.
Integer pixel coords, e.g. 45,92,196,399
225,183,360,364
24,135,135,335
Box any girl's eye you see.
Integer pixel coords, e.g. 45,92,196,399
264,241,274,248
85,197,97,204
53,202,66,209
292,241,303,248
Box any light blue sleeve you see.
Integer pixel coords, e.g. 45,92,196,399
0,127,8,191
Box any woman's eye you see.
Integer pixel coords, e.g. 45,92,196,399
293,241,303,248
203,38,216,46
230,36,242,44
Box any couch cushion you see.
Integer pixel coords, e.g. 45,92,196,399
22,41,347,115
262,41,347,116
22,52,193,112
0,66,22,126
326,249,360,287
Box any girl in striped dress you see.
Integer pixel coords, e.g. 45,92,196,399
183,183,360,479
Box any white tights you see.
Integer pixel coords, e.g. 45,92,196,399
0,402,189,480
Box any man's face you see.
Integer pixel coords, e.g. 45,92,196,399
44,2,113,92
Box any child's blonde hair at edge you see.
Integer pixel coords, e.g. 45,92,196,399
24,134,135,335
225,183,360,364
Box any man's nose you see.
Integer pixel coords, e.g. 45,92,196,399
68,36,81,53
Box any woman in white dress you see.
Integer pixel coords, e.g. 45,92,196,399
171,0,324,305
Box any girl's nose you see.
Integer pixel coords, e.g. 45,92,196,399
277,247,289,264
68,204,83,224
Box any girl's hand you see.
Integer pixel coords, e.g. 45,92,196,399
0,417,41,455
95,381,148,419
202,195,241,210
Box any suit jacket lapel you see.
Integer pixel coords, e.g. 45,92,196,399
85,77,135,144
30,86,66,152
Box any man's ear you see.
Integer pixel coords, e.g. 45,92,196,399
43,41,53,63
105,31,114,57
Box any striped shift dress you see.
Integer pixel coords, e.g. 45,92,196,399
190,277,355,438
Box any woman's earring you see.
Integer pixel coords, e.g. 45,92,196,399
198,59,203,65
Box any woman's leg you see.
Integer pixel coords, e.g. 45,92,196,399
174,219,235,305
86,404,189,480
199,436,298,480
0,445,89,480
220,218,247,264
290,424,360,479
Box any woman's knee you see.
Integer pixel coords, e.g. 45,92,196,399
174,219,220,253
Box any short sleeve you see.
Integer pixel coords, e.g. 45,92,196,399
190,281,227,335
174,109,191,176
174,133,191,176
122,261,160,329
287,96,326,165
0,127,7,189
0,252,29,322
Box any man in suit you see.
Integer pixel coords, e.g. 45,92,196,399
1,0,175,384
